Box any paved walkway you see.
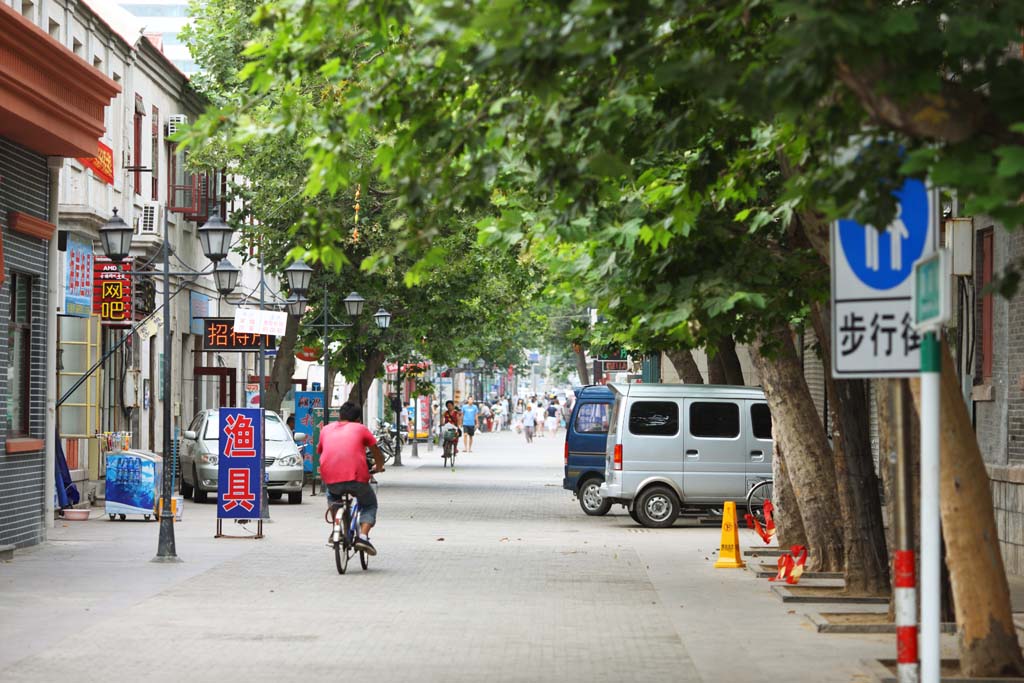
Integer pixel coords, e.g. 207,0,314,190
0,429,970,682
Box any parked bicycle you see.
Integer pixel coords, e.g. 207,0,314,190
373,420,399,465
745,478,774,525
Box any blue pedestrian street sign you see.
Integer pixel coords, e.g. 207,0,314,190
831,178,938,378
217,408,263,519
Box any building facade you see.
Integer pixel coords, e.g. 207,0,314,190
0,0,119,547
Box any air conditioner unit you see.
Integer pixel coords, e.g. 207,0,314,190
166,114,188,137
139,202,161,234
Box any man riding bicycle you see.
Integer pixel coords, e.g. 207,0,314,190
318,402,385,555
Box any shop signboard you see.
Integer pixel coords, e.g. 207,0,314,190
202,318,276,352
76,140,115,185
93,257,132,326
65,235,94,317
189,291,211,335
217,408,262,519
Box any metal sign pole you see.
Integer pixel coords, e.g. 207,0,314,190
919,332,940,683
911,249,950,683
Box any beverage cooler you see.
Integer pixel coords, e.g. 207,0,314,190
105,450,162,521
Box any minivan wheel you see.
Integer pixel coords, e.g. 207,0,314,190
635,486,680,528
578,478,612,516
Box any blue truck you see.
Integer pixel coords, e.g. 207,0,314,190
562,385,615,515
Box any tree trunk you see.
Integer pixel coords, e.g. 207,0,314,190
345,348,387,407
773,444,808,549
263,314,299,413
908,339,1024,676
574,348,590,385
751,326,844,572
707,353,727,384
718,336,745,385
811,303,890,595
666,349,704,384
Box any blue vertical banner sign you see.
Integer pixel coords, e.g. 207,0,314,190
293,391,323,473
64,235,94,317
217,408,263,519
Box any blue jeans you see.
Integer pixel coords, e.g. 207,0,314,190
326,481,378,526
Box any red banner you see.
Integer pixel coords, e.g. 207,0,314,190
93,257,133,326
77,140,114,185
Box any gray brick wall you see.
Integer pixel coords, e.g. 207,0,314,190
0,137,51,548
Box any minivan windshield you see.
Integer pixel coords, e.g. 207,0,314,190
203,412,291,441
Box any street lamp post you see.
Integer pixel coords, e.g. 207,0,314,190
282,265,391,456
99,209,235,563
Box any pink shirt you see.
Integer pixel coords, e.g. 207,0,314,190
317,421,377,484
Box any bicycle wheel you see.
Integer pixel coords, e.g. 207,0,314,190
360,550,369,570
335,508,351,574
746,480,774,525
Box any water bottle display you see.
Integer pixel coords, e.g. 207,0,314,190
105,451,163,520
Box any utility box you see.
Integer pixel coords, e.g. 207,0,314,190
945,217,974,276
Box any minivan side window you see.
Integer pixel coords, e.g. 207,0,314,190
750,403,772,440
629,401,679,436
689,402,740,439
574,403,609,434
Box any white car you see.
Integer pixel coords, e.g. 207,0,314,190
180,409,306,505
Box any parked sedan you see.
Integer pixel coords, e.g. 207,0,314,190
180,409,305,505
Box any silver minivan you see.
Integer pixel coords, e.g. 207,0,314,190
599,383,773,528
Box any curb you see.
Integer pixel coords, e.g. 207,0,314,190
771,585,889,604
862,658,1024,683
747,562,844,580
744,547,786,558
807,612,956,634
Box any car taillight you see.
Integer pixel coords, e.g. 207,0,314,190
613,444,622,471
564,441,569,466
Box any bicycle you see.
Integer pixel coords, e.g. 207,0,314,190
745,478,774,525
440,424,458,470
326,486,376,575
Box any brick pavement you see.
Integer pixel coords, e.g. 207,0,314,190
0,428,954,682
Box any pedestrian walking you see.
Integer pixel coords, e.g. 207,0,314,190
521,402,536,443
546,399,560,437
533,399,546,438
513,398,525,433
461,396,480,452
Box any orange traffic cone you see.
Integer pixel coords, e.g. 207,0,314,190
714,501,745,568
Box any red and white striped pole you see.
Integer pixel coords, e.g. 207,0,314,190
893,383,918,683
894,549,918,682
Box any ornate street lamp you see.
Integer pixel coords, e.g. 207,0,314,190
197,214,233,263
283,259,314,297
373,307,392,330
213,259,240,296
98,207,236,563
98,208,133,263
286,293,307,317
343,291,366,317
